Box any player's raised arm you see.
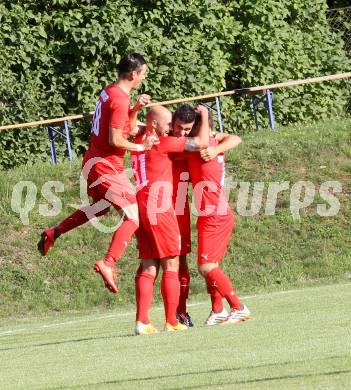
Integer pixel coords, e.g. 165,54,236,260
129,94,151,132
200,132,241,162
184,105,210,151
129,121,146,138
109,95,153,152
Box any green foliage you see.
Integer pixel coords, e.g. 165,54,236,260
224,0,350,130
0,0,349,167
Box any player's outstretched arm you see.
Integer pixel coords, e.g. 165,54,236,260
184,105,210,151
200,133,241,161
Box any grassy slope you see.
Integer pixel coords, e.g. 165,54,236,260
0,119,350,317
0,283,350,389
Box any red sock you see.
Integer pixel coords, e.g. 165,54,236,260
134,264,143,312
56,207,109,235
205,268,241,310
104,219,138,267
135,272,155,323
177,262,190,316
161,271,180,326
206,278,223,313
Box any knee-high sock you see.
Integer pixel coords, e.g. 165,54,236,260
206,278,223,313
56,207,109,235
177,262,190,316
104,219,138,267
135,271,155,323
161,271,180,326
134,264,143,316
205,268,241,311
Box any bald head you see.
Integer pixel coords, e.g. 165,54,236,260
146,106,172,136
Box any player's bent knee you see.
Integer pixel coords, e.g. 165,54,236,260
121,203,139,225
198,262,219,277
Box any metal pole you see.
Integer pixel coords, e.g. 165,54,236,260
215,96,224,133
64,120,73,161
252,96,260,131
265,89,275,130
47,127,57,165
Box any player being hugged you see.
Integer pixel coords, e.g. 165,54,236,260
38,53,153,294
132,105,210,334
172,104,250,326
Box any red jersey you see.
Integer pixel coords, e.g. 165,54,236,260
172,155,190,215
186,137,229,217
186,137,235,263
131,135,187,208
172,155,192,254
132,135,187,259
86,84,132,167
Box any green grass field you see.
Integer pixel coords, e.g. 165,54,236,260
1,283,350,390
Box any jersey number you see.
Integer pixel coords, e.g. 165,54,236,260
131,154,148,189
217,155,225,186
91,101,102,136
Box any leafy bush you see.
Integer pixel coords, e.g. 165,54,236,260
0,0,349,168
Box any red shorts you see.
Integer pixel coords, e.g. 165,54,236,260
136,203,181,259
197,211,235,264
176,200,191,255
82,156,136,209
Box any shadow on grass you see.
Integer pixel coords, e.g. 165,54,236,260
0,333,134,351
174,369,351,389
49,355,350,389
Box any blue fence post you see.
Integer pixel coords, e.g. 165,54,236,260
47,126,57,165
265,89,275,131
251,89,276,131
215,96,224,133
47,121,74,164
252,95,260,131
64,120,73,161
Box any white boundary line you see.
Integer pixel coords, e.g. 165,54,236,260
0,283,350,338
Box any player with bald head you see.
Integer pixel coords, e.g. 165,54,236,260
131,105,210,334
145,105,173,136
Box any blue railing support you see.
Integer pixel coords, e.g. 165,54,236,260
252,89,276,131
198,97,224,133
47,120,73,165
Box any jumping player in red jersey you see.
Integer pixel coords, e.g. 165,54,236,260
131,105,210,334
172,104,249,325
37,53,153,293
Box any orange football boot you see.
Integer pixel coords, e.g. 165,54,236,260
94,260,119,293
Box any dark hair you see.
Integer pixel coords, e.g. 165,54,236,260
117,53,146,78
188,105,214,136
172,104,196,125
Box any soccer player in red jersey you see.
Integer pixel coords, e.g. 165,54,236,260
171,105,196,327
131,105,210,334
172,104,249,325
37,53,153,293
188,116,250,325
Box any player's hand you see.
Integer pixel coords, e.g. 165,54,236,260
130,121,146,137
141,132,159,150
195,104,209,118
200,146,217,161
134,94,151,110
